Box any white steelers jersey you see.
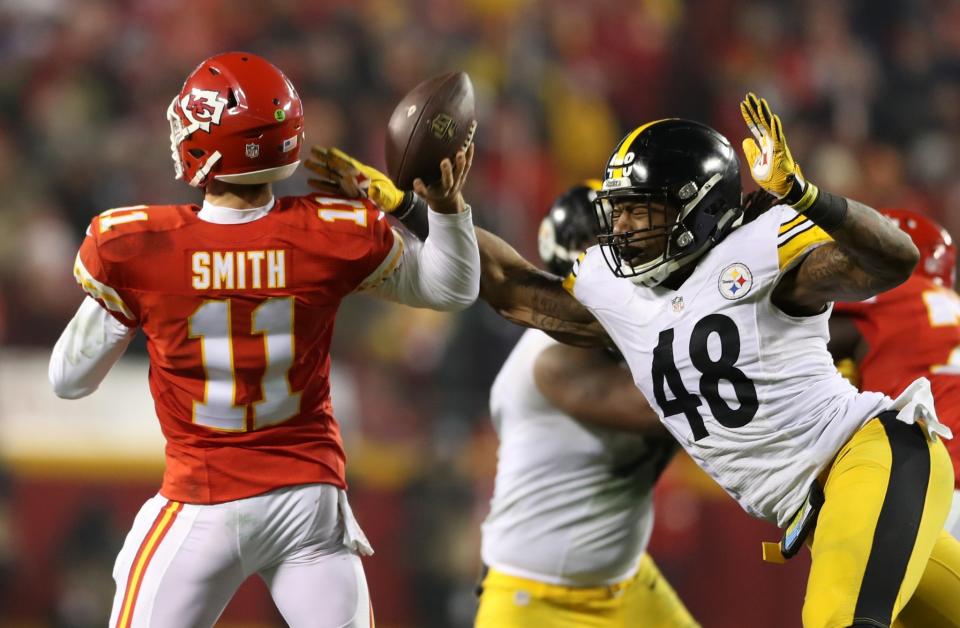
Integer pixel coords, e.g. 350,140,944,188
565,205,891,527
481,329,671,586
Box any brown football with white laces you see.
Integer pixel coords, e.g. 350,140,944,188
385,71,476,189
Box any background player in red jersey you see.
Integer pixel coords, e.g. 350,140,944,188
46,52,480,628
830,209,960,535
830,209,959,533
830,208,960,627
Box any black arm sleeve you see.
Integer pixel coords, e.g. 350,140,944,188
394,191,430,241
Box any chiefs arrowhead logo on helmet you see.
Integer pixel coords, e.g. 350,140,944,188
180,89,227,135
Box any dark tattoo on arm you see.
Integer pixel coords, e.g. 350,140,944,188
500,269,608,345
477,226,607,344
796,244,880,298
776,199,920,314
826,199,918,283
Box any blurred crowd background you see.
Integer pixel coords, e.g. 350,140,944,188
1,0,959,626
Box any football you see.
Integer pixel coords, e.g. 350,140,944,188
385,71,477,189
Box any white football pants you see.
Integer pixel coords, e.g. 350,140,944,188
108,483,373,628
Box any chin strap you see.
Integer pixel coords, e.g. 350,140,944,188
189,151,222,188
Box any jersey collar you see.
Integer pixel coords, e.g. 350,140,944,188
198,196,275,224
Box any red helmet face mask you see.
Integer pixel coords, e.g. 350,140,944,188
881,208,957,289
167,52,304,188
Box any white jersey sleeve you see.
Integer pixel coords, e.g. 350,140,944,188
361,208,479,311
49,296,136,399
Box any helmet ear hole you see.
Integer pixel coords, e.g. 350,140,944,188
226,89,238,109
188,148,205,158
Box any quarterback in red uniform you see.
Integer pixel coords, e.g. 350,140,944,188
48,52,480,628
831,209,960,536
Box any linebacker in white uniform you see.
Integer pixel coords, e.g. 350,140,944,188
476,95,960,628
476,184,697,627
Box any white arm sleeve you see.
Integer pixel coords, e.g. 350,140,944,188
363,207,480,311
49,297,137,399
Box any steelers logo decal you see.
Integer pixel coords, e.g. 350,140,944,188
719,263,754,300
537,218,557,264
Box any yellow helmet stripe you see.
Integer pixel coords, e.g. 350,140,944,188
611,119,670,178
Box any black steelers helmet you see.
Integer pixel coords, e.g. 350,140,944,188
538,180,603,276
595,119,743,287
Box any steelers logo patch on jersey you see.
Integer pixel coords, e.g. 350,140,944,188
719,263,754,300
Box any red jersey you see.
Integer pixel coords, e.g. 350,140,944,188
74,195,402,504
835,274,960,484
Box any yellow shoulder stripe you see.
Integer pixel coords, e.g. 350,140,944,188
778,224,833,271
562,252,586,295
779,214,807,235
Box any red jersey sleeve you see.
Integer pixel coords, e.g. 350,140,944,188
354,209,403,292
73,212,141,327
833,296,877,316
304,195,403,294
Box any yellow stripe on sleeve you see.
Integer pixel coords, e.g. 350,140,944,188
357,229,404,291
779,213,807,235
778,223,833,271
74,254,135,320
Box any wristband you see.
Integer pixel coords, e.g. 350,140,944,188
394,191,424,219
786,179,848,231
395,191,429,240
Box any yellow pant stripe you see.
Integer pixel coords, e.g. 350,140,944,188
116,500,182,628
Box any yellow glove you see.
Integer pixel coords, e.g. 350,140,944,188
305,146,405,212
739,92,813,204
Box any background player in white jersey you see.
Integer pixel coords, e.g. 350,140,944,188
475,182,697,628
471,95,960,628
48,53,480,628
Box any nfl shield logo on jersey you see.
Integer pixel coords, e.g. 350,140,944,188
719,263,754,300
245,143,260,159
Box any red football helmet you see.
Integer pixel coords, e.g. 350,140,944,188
881,208,956,288
167,52,304,188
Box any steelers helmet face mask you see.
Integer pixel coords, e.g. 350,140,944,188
595,119,744,288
